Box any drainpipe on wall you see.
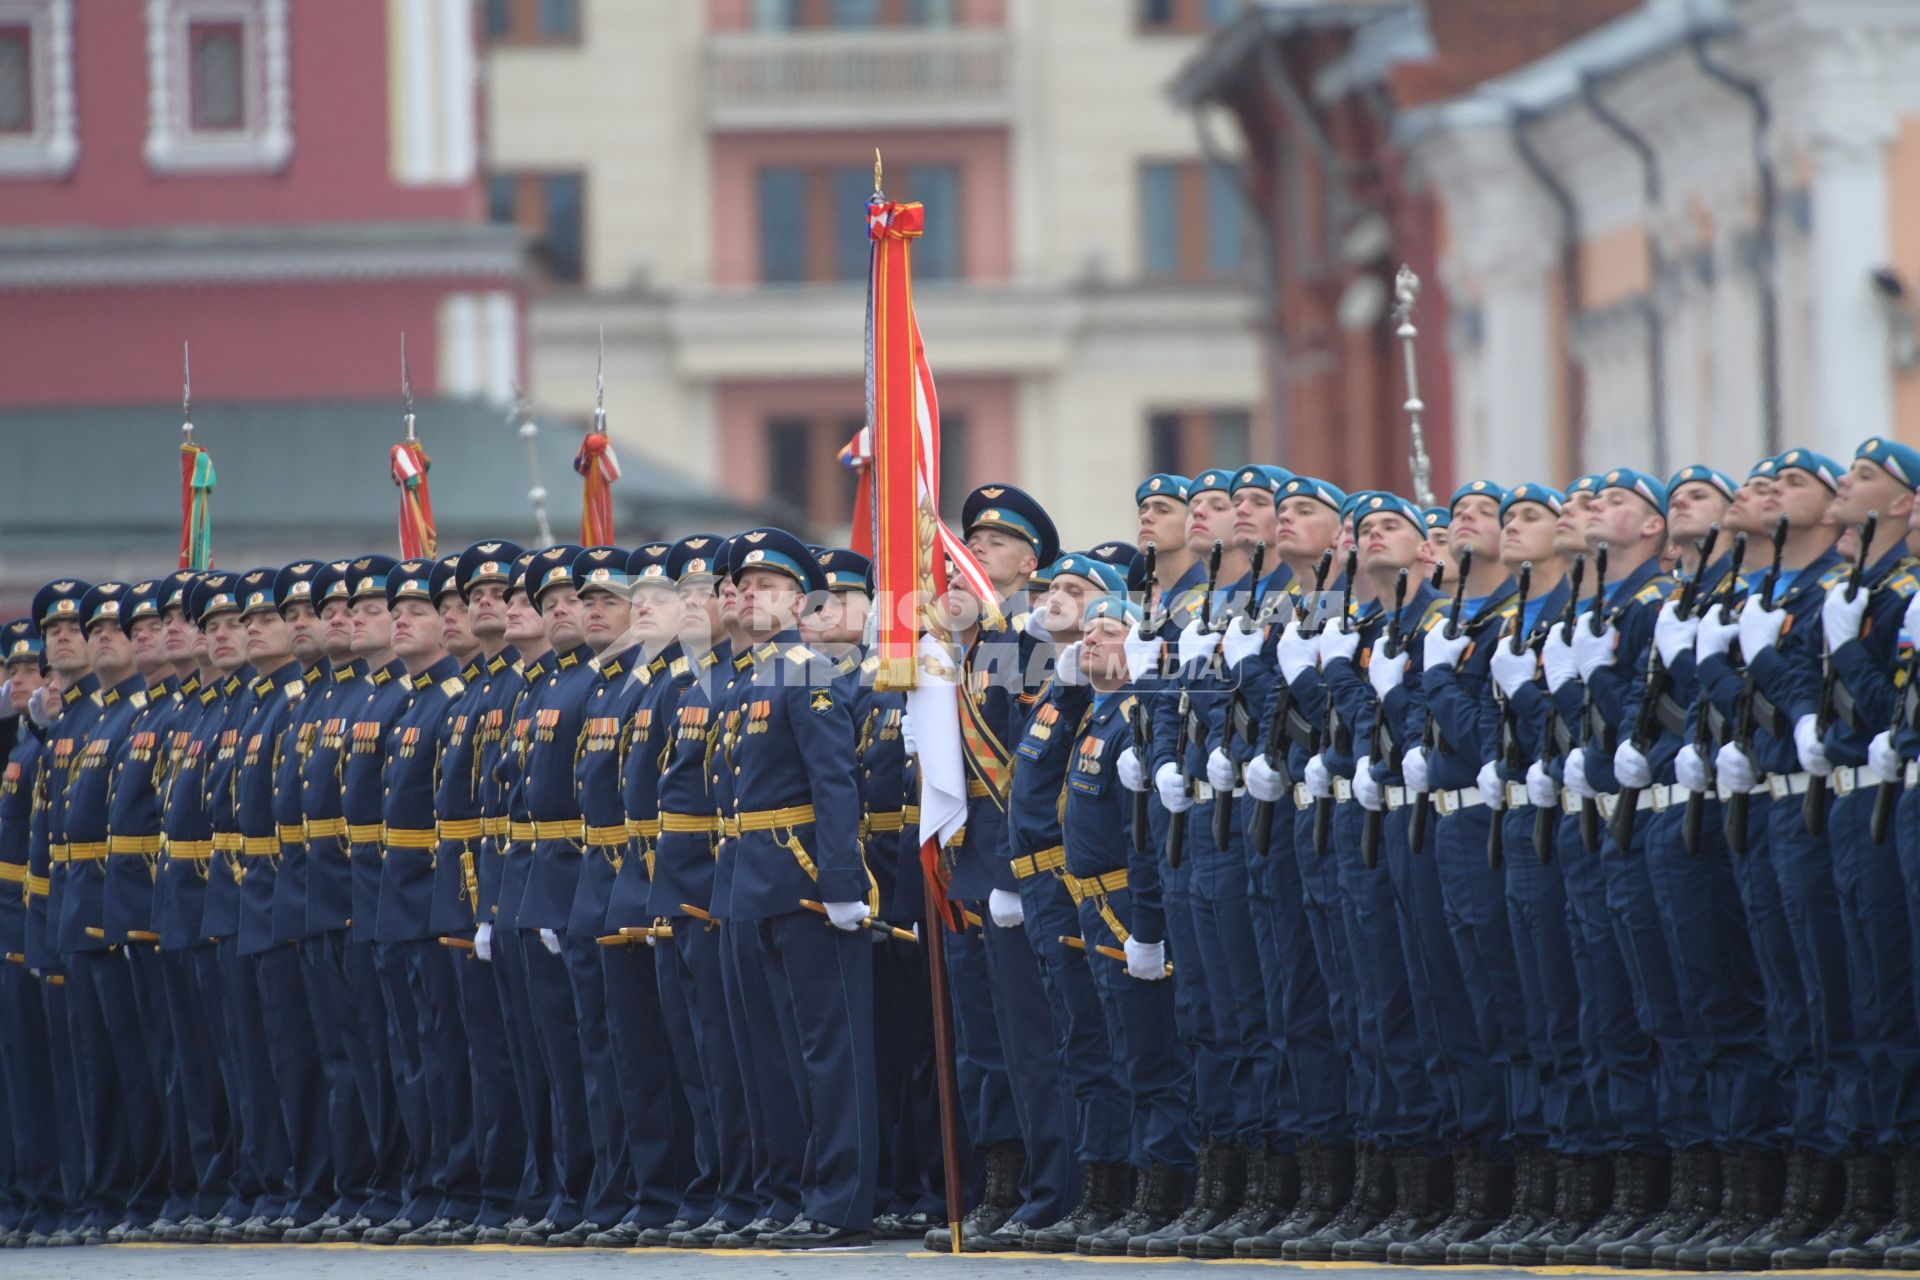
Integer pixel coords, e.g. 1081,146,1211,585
1690,28,1782,457
1579,72,1671,478
1509,106,1588,477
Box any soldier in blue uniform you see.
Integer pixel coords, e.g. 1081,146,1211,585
714,526,877,1248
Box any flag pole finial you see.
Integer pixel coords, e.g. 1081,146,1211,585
181,340,193,443
400,332,417,443
873,148,883,199
594,324,606,435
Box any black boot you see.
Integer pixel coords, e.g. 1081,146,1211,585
1722,1147,1842,1269
1554,1150,1668,1264
1077,1164,1151,1255
1460,1146,1551,1264
1771,1150,1893,1267
1025,1163,1131,1254
1188,1145,1296,1257
1240,1141,1349,1257
1394,1147,1512,1264
1839,1149,1920,1268
1083,1163,1188,1256
1618,1146,1723,1267
1505,1153,1610,1265
923,1140,1023,1253
1681,1148,1786,1270
1335,1150,1450,1262
1131,1141,1236,1255
1285,1142,1390,1260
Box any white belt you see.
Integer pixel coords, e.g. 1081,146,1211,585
1830,766,1860,796
1190,782,1244,804
1386,785,1410,811
1432,788,1484,816
1648,783,1682,812
1909,760,1920,789
1559,791,1581,816
1716,779,1770,800
1332,778,1352,802
1504,781,1532,809
1292,783,1317,811
1767,772,1813,800
1594,791,1653,819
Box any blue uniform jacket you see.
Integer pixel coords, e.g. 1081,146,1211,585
1819,548,1919,764
608,644,676,929
58,674,146,955
1698,547,1846,776
948,595,1048,899
1575,557,1673,792
426,655,486,937
376,655,465,943
269,662,328,942
39,676,104,960
199,668,257,943
570,645,644,937
342,659,410,942
1065,690,1166,944
154,677,221,950
515,643,598,931
102,676,183,943
468,646,521,926
1422,579,1518,791
234,667,303,955
0,721,45,960
298,659,369,935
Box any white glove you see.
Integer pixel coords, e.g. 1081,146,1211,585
1317,620,1359,666
1352,757,1382,811
1489,641,1538,698
1613,741,1653,790
901,711,918,757
1118,746,1146,793
1573,622,1618,682
1675,742,1710,793
824,900,871,932
1401,745,1429,793
1154,762,1192,814
1304,754,1333,799
1178,618,1221,669
1054,641,1083,686
1906,592,1920,647
25,685,57,730
1123,624,1161,683
1277,621,1318,682
474,921,493,962
1794,713,1832,777
1477,760,1503,810
987,887,1025,929
1525,760,1558,810
1738,599,1786,660
1422,626,1470,673
1024,608,1051,640
1822,581,1870,652
1541,626,1579,693
1866,730,1901,787
0,680,12,717
1715,742,1757,793
1654,600,1699,668
1696,603,1739,662
539,927,562,956
1562,749,1596,800
1368,647,1408,700
1221,618,1264,670
1206,747,1238,793
1124,937,1167,981
1244,754,1286,803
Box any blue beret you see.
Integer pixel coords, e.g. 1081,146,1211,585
1,618,41,665
528,544,584,605
456,540,525,598
1423,507,1450,531
1189,468,1234,499
1340,490,1372,524
962,484,1060,566
1599,467,1668,515
32,578,92,630
1354,492,1427,537
1135,474,1191,505
571,546,632,596
122,579,163,633
1747,455,1779,481
1230,465,1292,497
730,526,827,594
1084,594,1144,628
667,533,726,584
1773,448,1841,492
814,547,873,593
78,581,129,632
1567,474,1602,498
1667,465,1737,503
1450,479,1508,510
1278,475,1346,512
235,568,281,619
1857,437,1920,491
1500,483,1565,522
385,559,437,608
1028,559,1059,590
1049,554,1128,597
273,561,324,612
189,572,241,626
628,541,674,585
344,554,398,605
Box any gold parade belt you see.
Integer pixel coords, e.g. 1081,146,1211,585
1010,846,1066,880
722,804,816,838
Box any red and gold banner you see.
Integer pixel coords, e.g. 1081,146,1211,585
178,441,215,570
574,432,621,546
390,440,437,559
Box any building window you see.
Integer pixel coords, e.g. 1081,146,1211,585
145,0,291,174
761,410,964,529
767,417,816,520
1139,158,1245,283
1147,407,1252,476
757,161,962,284
0,0,75,176
489,171,586,285
753,0,953,29
487,0,578,44
1137,0,1234,34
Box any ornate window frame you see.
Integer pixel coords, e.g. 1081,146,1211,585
0,0,76,178
144,0,291,174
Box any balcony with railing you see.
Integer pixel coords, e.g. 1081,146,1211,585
705,28,1013,130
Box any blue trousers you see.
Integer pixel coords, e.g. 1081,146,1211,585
721,912,807,1222
873,939,944,1216
217,937,288,1219
1897,787,1920,1146
1827,789,1918,1148
1154,818,1228,1142
256,943,329,1222
740,911,879,1231
1764,797,1855,1157
561,931,632,1225
1243,799,1344,1147
344,937,406,1215
1501,806,1603,1155
67,947,166,1221
0,964,63,1232
600,936,690,1229
520,930,592,1223
374,941,432,1220
404,940,484,1223
489,926,554,1221
162,948,234,1218
1556,814,1653,1151
1723,795,1808,1149
126,947,190,1223
297,931,385,1219
1186,799,1279,1147
1291,802,1366,1140
1018,867,1129,1166
449,944,524,1227
1075,885,1196,1170
653,918,751,1225
1435,807,1536,1150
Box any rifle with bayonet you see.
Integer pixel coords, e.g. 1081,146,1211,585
1682,531,1748,855
1611,525,1721,849
1576,544,1610,853
1805,512,1877,836
1406,548,1471,856
1725,516,1789,856
1212,541,1266,851
1871,642,1918,845
1488,560,1531,871
1128,542,1158,857
1312,549,1362,857
1166,540,1223,868
1533,553,1586,861
1360,567,1409,870
1245,548,1335,852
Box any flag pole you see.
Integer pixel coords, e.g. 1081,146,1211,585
512,386,555,548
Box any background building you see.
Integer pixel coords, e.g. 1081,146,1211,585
485,0,1267,550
